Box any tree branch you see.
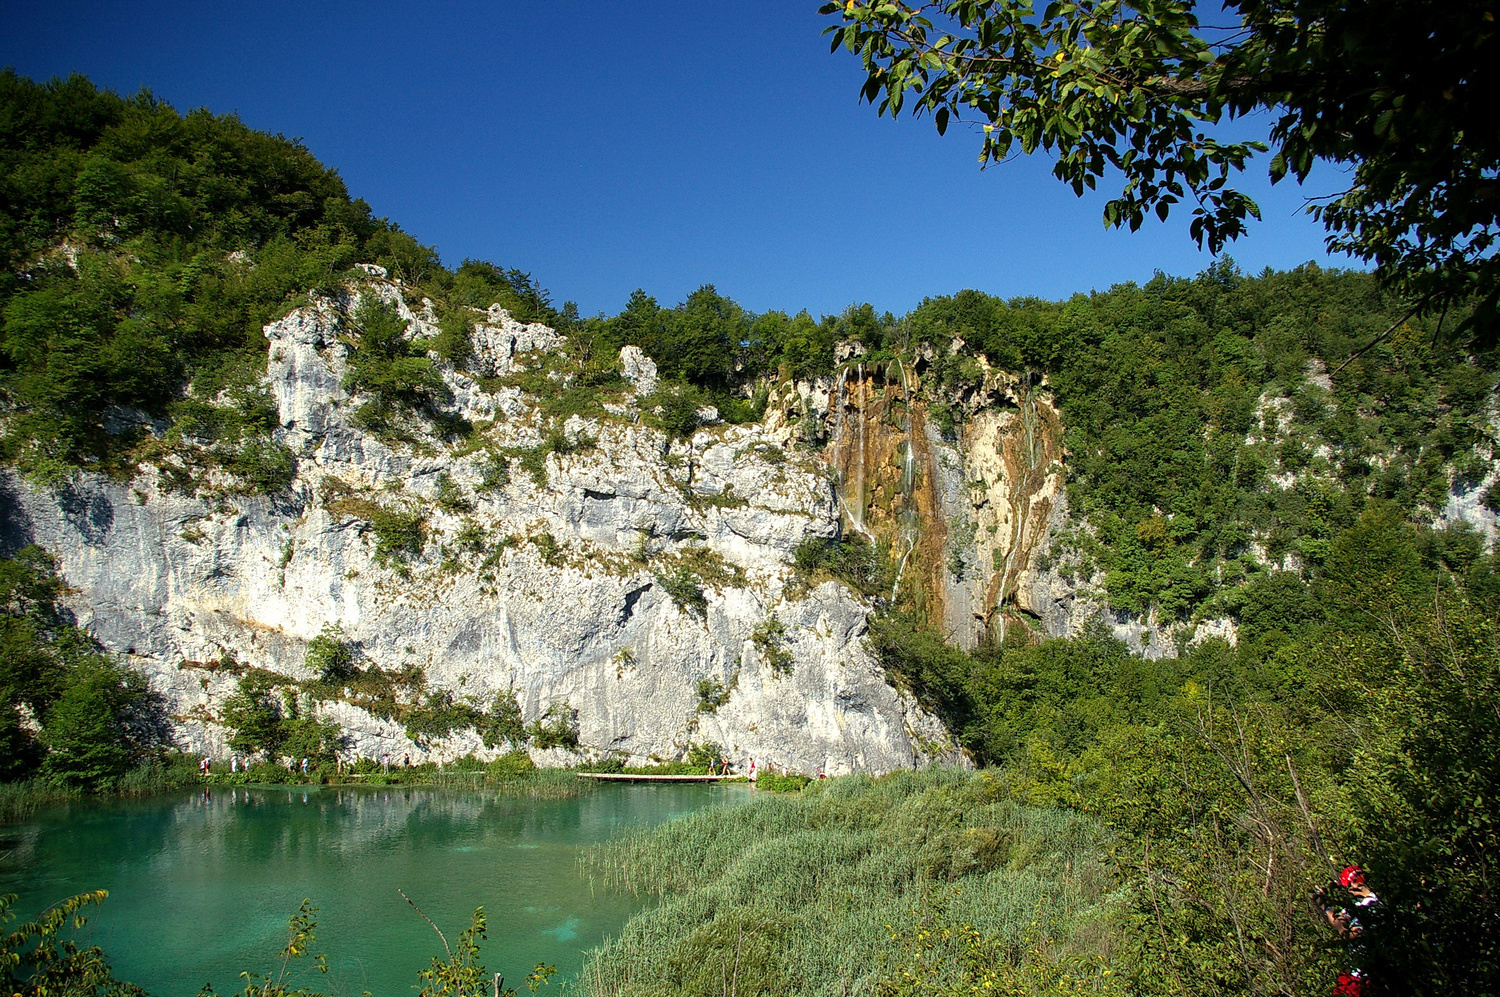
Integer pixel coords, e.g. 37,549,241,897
400,889,450,959
1331,301,1424,376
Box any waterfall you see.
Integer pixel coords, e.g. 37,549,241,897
833,367,848,448
993,388,1046,641
831,363,875,541
890,536,916,602
854,361,866,532
898,360,916,496
888,358,921,601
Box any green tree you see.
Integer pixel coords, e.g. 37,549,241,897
0,71,449,479
221,681,286,759
824,0,1500,343
342,293,446,434
1334,598,1500,992
0,693,40,781
304,624,356,682
37,663,139,789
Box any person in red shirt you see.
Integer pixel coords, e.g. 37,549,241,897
1314,865,1379,995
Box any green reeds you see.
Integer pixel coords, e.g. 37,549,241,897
0,753,204,821
0,778,76,821
579,768,1120,997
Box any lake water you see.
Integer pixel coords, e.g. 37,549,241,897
1,781,745,996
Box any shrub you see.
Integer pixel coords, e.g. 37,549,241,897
305,624,356,682
486,749,536,780
695,677,733,714
430,308,474,367
751,615,793,675
342,294,449,435
477,691,526,748
227,437,296,494
648,383,710,440
754,770,811,793
400,689,489,748
658,566,707,616
434,473,473,513
476,451,511,490
527,702,578,749
793,533,892,597
454,520,487,553
279,714,346,763
685,742,724,771
220,682,285,758
527,532,562,566
369,508,427,566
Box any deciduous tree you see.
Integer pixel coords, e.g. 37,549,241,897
823,0,1500,343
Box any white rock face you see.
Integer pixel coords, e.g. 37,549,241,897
619,346,658,397
1,289,960,776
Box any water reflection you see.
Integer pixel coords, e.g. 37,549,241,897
1,783,743,996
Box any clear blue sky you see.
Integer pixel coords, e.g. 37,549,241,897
1,0,1355,318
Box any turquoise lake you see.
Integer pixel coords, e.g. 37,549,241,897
1,782,746,996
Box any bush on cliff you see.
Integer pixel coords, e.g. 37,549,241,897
0,546,169,789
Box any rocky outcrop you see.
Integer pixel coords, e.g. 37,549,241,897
1,282,959,776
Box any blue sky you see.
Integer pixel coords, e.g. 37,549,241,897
1,0,1356,318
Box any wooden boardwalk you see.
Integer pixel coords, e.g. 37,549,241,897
575,772,737,782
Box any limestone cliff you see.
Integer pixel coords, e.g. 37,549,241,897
1,277,960,775
765,347,1087,650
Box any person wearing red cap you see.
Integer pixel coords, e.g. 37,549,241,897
1313,864,1379,994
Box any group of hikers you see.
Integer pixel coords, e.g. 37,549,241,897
201,754,314,775
1312,864,1379,994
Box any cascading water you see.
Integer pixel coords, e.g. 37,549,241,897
889,358,920,601
990,386,1052,641
832,363,875,541
854,361,866,533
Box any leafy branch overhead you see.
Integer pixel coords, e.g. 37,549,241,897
823,0,1500,343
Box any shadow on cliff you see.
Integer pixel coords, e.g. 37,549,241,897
0,473,35,557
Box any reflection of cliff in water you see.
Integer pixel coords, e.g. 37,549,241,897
824,356,1065,647
1,783,740,997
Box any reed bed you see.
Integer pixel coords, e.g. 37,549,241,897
578,768,1120,997
0,754,203,821
488,766,595,799
0,779,76,821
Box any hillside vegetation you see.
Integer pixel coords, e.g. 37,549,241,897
1,73,1496,994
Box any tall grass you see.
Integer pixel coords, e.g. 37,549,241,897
578,768,1121,997
0,779,77,821
484,766,593,799
0,754,203,821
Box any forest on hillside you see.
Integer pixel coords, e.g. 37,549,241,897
1,72,1496,995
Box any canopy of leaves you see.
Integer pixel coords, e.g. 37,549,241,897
823,0,1500,345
